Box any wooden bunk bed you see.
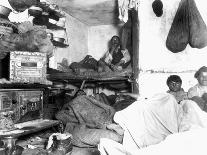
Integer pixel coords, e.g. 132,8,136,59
47,68,135,94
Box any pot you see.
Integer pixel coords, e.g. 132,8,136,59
0,5,12,18
47,33,53,40
28,6,43,17
53,37,65,43
33,11,49,25
49,18,58,25
56,18,66,27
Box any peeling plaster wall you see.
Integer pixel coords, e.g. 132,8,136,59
138,0,207,98
64,14,88,64
50,14,88,68
88,25,122,60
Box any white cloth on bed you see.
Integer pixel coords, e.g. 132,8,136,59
98,93,207,155
99,127,207,155
114,93,181,150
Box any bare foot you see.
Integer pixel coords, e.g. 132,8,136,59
106,123,124,135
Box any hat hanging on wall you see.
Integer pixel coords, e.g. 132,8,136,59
152,0,163,17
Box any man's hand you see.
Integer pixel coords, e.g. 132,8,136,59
116,60,125,66
110,64,122,71
110,44,120,54
107,123,124,136
202,93,207,102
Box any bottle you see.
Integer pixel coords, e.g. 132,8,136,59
3,137,16,155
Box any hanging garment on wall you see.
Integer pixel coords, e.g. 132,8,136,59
121,10,132,49
118,0,139,23
118,0,129,23
166,0,207,53
166,0,189,53
188,0,207,49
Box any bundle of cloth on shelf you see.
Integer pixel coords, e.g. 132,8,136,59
0,20,54,59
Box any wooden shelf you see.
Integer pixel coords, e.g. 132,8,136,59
46,22,66,30
0,119,60,138
33,18,65,30
0,83,52,89
38,2,66,20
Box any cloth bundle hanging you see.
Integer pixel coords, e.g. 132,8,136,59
188,0,207,48
166,0,189,53
166,0,207,53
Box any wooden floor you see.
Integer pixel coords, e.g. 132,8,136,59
70,147,100,155
21,147,100,155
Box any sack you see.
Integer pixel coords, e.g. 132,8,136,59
166,0,207,53
188,0,207,48
166,0,189,53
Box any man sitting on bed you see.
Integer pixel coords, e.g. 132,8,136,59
98,35,131,72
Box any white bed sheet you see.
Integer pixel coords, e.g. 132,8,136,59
99,93,207,155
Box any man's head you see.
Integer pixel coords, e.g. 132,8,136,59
167,75,182,92
194,66,207,86
111,36,120,47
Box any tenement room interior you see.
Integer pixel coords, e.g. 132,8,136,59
1,0,207,155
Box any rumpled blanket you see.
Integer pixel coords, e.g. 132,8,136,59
56,95,115,128
56,95,122,147
99,93,207,155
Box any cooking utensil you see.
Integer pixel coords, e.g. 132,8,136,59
28,6,43,17
0,5,12,18
47,33,53,40
53,37,65,43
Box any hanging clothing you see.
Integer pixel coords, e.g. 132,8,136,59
118,0,129,23
121,11,132,49
118,0,139,23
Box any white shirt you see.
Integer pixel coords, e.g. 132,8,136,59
188,84,207,98
104,48,131,65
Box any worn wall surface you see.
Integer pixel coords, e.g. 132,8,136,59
138,0,207,98
7,9,88,69
50,14,88,68
88,25,122,60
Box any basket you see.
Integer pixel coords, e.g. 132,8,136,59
0,18,17,39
